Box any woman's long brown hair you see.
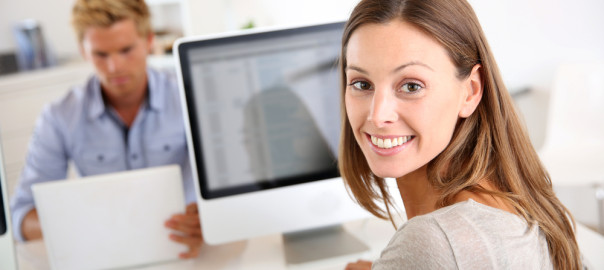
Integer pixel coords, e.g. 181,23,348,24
338,0,581,269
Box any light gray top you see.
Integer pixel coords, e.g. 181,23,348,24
373,199,553,270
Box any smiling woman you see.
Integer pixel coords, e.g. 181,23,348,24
338,0,583,269
344,20,479,180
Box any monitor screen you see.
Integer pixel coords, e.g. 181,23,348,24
178,22,343,199
175,21,370,247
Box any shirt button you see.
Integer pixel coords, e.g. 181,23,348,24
164,145,170,151
97,155,104,162
131,154,138,160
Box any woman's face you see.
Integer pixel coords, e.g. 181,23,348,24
344,20,480,179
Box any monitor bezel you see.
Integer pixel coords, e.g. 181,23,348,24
177,21,345,200
0,136,7,235
0,163,6,236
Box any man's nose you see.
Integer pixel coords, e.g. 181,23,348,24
106,54,123,73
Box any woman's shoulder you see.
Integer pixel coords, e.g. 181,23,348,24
427,199,528,234
377,201,486,253
374,200,552,270
373,212,456,269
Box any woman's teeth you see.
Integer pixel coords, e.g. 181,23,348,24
370,135,413,149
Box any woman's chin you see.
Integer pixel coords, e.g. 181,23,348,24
366,158,424,179
365,155,421,179
369,166,408,179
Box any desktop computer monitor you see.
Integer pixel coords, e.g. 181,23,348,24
0,136,18,270
174,21,371,263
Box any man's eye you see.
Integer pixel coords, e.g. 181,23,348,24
351,81,372,90
121,47,132,54
401,83,422,93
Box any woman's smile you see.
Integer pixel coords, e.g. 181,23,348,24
366,133,415,156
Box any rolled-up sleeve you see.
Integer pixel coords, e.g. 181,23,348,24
10,104,68,242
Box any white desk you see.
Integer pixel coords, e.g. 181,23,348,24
15,217,604,270
577,222,604,269
16,217,396,270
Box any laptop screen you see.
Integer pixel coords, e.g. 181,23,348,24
177,22,344,199
32,165,186,270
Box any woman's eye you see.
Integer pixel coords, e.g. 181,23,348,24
401,83,422,93
351,81,372,90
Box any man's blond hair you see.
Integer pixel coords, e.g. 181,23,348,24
71,0,151,42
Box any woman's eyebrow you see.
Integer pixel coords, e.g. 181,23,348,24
345,61,434,75
392,61,434,73
345,65,368,74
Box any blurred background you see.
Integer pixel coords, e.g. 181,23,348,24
0,0,603,233
0,0,602,90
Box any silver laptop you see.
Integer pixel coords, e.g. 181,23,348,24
32,165,187,270
0,136,18,270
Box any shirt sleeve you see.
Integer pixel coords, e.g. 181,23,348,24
10,104,68,242
372,216,457,270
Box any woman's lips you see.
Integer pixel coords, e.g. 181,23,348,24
366,133,414,156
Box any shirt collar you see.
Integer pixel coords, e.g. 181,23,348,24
146,68,165,112
87,68,163,121
88,76,105,120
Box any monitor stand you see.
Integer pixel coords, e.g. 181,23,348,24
282,225,369,265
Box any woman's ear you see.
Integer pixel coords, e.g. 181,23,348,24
459,64,483,118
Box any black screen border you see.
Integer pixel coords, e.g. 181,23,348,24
0,145,7,235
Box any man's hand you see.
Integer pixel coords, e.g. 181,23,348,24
22,208,43,241
165,202,203,259
345,259,373,270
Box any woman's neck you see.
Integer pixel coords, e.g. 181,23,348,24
396,165,441,220
396,166,517,220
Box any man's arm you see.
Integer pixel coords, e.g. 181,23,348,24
10,104,69,241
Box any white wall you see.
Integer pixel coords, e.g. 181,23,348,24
187,0,604,92
0,0,185,60
186,0,358,34
469,0,604,91
1,0,603,91
0,0,77,60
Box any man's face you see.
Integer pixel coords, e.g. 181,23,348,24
80,19,151,101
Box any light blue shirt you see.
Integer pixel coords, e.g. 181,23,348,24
10,68,195,241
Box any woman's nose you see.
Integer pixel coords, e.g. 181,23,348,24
368,88,398,127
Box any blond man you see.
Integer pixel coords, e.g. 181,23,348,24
10,0,202,258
